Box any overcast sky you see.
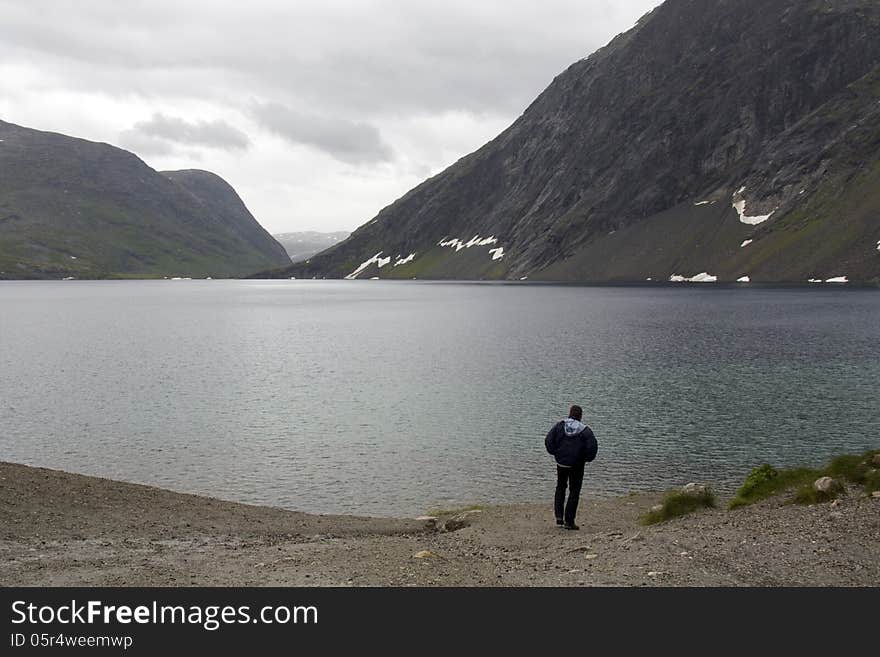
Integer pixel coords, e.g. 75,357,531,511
0,0,658,234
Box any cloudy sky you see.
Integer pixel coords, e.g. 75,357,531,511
0,0,658,234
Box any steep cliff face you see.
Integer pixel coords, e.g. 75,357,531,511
265,0,880,283
0,121,290,279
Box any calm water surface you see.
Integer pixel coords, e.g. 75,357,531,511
1,280,878,516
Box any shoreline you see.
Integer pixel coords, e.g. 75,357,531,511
2,278,880,289
2,461,878,586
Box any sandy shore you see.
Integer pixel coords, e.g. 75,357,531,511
2,461,878,586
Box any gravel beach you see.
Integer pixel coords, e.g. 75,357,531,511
2,461,878,586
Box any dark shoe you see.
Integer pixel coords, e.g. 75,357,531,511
563,523,580,531
555,517,564,526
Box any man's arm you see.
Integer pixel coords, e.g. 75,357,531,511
545,423,561,455
582,428,598,463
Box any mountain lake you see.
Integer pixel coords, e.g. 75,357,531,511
1,279,878,516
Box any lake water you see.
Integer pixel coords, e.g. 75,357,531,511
1,280,878,516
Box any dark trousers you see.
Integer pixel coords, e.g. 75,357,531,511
555,464,585,525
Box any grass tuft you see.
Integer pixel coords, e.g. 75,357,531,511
728,449,880,509
792,483,840,505
728,465,820,509
641,489,716,525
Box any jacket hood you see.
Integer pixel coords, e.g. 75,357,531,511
563,418,586,436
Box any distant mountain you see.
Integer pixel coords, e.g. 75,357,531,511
262,0,880,283
273,231,350,263
0,120,290,279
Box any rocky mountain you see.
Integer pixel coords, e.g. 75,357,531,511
0,120,290,279
273,231,350,263
262,0,880,284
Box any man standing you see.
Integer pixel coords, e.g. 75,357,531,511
544,405,598,530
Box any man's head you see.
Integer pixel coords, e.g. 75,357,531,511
568,405,583,421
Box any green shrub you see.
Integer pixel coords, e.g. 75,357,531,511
642,488,716,525
737,464,778,497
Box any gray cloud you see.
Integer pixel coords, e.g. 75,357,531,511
0,1,657,116
0,0,659,232
251,103,392,164
119,113,250,154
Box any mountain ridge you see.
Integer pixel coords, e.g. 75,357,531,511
272,231,350,263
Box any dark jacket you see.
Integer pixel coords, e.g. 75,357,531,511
545,418,598,468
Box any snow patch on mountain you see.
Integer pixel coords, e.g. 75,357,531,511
439,235,498,252
438,235,503,261
732,187,776,225
345,252,387,280
438,238,466,251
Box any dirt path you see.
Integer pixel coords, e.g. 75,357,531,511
2,462,877,586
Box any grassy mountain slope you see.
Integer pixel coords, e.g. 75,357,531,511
0,121,290,279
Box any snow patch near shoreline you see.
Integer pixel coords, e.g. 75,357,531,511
806,276,849,284
669,272,717,283
737,276,750,283
489,247,504,261
740,240,753,248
